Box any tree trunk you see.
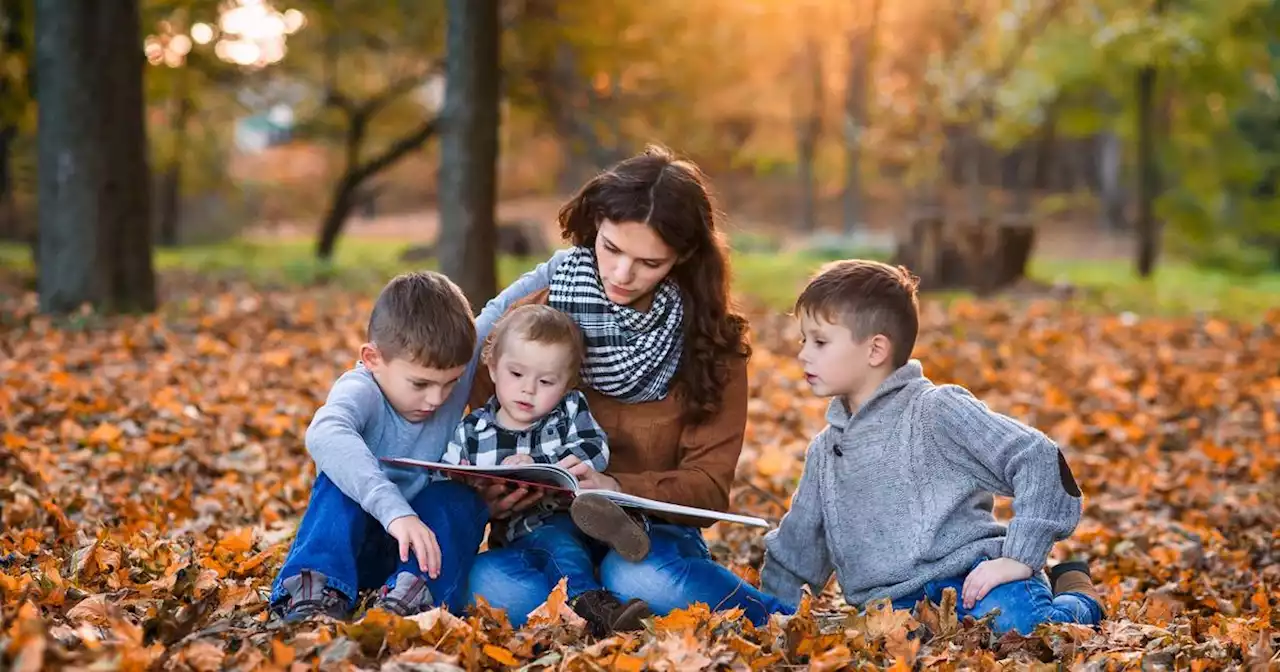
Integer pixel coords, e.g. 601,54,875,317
96,0,155,311
795,38,823,233
439,0,500,310
1135,86,1161,271
841,0,883,235
0,0,28,245
1133,0,1167,277
317,174,360,259
35,0,154,314
0,125,16,239
1134,64,1159,277
1098,130,1126,231
35,0,104,313
158,72,193,247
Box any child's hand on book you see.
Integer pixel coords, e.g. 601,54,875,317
501,455,535,466
962,557,1031,608
387,515,441,578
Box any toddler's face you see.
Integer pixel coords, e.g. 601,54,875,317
361,345,465,423
488,336,575,429
797,311,875,401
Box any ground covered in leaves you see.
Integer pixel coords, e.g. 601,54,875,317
1,276,1277,670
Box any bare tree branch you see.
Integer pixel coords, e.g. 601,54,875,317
350,117,439,185
353,65,440,121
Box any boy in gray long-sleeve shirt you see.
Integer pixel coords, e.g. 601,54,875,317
269,254,567,622
760,260,1105,636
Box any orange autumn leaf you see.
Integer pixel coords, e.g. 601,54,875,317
85,422,123,446
215,527,255,555
609,653,646,672
482,644,518,666
271,639,294,667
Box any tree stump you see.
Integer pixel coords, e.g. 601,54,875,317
892,213,1036,295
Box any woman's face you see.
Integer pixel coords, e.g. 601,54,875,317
594,219,679,309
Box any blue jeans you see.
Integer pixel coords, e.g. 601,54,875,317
889,564,1104,636
270,474,489,613
504,514,603,599
469,521,794,626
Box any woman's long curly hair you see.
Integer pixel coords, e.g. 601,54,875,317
557,144,751,424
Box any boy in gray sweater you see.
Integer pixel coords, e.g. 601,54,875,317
760,260,1105,636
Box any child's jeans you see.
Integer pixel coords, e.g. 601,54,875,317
471,518,794,627
269,474,489,613
503,513,606,601
889,560,1104,636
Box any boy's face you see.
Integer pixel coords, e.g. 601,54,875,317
487,336,574,429
360,344,466,423
797,310,890,405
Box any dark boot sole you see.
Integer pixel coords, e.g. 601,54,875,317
570,494,650,561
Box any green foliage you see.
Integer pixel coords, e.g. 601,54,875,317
963,0,1280,269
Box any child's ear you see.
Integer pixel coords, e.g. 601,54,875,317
867,334,893,367
359,343,383,369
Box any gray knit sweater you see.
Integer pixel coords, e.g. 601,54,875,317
760,360,1084,606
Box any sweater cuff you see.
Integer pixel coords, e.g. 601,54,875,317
368,485,417,531
1002,521,1055,572
760,552,809,605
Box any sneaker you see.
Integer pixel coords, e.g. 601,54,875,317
570,588,652,638
570,494,650,561
1048,560,1106,616
276,570,350,622
372,571,435,617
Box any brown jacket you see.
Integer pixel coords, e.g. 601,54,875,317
469,288,749,527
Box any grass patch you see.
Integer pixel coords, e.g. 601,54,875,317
3,238,1277,320
1030,258,1280,319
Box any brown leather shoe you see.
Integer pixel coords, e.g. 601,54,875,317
570,493,650,561
570,589,652,637
1049,561,1106,616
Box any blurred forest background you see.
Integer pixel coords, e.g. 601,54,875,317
2,3,1279,668
0,0,1278,314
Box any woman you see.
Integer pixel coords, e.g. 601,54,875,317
466,145,793,630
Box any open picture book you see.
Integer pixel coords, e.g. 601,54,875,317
380,457,772,529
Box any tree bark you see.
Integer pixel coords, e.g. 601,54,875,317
35,0,154,314
0,0,28,245
795,37,823,233
35,0,104,313
438,0,500,310
1098,130,1126,231
96,0,155,311
1135,63,1159,277
157,71,193,247
841,0,883,235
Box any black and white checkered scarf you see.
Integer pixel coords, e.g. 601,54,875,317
548,246,684,403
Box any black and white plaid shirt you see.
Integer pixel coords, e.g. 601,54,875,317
442,390,609,541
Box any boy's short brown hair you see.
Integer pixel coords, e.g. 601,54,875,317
794,259,920,367
368,271,476,368
483,305,585,382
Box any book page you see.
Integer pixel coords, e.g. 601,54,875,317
580,489,771,528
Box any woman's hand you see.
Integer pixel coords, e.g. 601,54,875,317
477,481,544,519
558,455,620,492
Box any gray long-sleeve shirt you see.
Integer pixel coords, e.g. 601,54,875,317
761,360,1084,606
303,250,569,530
